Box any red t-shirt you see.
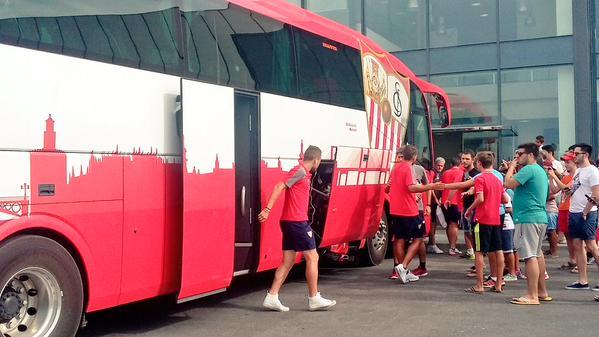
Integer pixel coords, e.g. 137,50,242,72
389,161,418,216
280,162,312,221
474,171,504,225
441,167,463,205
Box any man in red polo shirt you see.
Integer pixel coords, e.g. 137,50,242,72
258,145,336,312
464,151,507,294
441,156,464,255
389,145,443,284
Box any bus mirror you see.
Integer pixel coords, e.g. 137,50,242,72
433,93,450,128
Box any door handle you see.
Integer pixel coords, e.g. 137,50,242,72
241,186,246,217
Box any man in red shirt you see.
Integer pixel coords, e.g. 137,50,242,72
464,151,507,294
441,156,464,255
258,146,336,312
389,145,443,284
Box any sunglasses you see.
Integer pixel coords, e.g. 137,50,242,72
515,151,526,157
573,151,587,156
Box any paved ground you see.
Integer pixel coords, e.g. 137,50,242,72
78,238,599,337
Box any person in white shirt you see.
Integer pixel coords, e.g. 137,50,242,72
563,144,599,295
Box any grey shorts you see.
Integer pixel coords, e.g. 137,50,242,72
514,223,547,260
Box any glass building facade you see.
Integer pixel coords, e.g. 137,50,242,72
286,0,597,162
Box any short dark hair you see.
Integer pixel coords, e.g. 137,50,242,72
304,145,322,161
420,157,432,171
568,144,577,151
576,143,593,157
543,144,555,155
402,145,418,161
462,149,475,158
518,143,539,158
476,151,494,169
536,135,545,143
450,156,461,167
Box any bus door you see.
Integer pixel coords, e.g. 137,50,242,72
178,79,237,302
233,91,261,274
316,146,390,247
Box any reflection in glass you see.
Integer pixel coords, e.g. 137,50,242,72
365,0,427,52
500,66,574,157
430,71,499,126
429,0,496,48
499,0,572,41
306,0,362,31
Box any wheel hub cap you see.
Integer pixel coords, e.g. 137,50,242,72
0,290,23,321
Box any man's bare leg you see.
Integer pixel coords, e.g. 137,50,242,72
269,250,298,294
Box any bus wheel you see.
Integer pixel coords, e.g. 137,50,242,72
361,212,389,266
0,235,83,337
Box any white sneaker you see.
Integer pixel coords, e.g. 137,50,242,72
406,271,419,282
431,245,444,254
395,264,408,284
448,248,462,256
262,291,290,312
308,292,336,311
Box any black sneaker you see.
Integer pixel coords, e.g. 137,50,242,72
565,282,590,290
592,285,599,292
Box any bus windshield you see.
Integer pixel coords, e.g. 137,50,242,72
407,82,432,165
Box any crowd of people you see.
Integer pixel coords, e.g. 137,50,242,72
386,138,599,305
257,137,599,311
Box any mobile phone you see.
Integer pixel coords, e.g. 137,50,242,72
586,194,598,206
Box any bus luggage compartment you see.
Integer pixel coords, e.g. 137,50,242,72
310,147,391,248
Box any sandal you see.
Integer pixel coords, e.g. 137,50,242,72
559,262,577,270
510,297,540,305
490,286,503,293
539,296,553,302
464,286,484,294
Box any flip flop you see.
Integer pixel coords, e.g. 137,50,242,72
510,297,540,305
539,296,553,302
490,286,503,293
464,286,483,294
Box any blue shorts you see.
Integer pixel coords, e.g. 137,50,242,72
569,211,599,241
501,229,515,253
547,212,558,231
280,221,317,252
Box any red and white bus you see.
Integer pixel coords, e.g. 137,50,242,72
0,1,451,336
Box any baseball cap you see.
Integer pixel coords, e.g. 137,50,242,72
561,152,576,162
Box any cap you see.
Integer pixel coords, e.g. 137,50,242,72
561,152,576,162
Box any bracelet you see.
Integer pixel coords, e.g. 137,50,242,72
264,207,271,212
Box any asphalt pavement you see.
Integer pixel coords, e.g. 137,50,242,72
77,237,599,337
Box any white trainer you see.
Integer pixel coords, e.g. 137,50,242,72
406,271,420,282
308,292,336,311
395,264,408,284
431,245,445,254
262,291,290,312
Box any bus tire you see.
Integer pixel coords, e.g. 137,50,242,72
0,235,83,337
361,212,389,266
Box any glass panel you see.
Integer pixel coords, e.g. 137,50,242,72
182,4,296,96
365,0,427,52
429,0,497,48
463,131,499,155
500,65,575,159
499,0,572,41
306,0,362,32
294,27,364,109
407,83,432,163
430,71,499,126
284,0,302,7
